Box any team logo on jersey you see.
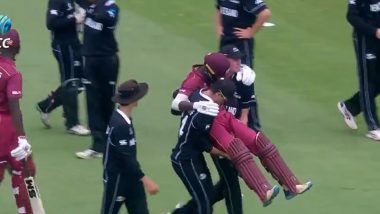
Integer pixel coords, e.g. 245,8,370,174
119,139,128,146
129,138,136,146
84,17,103,31
220,7,238,17
12,91,21,95
370,2,380,12
199,173,207,180
366,54,376,60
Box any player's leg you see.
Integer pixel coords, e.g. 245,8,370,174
226,138,278,206
100,173,124,214
8,156,33,214
171,158,214,214
254,132,312,198
354,34,380,133
212,156,242,214
76,56,103,158
125,180,149,214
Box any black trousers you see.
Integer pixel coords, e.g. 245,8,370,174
84,55,119,152
101,172,149,214
37,41,82,128
220,37,261,130
212,156,242,214
344,33,380,130
172,157,214,214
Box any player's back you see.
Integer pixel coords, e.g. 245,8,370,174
0,57,21,114
179,66,209,96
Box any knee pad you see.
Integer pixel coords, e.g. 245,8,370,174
256,132,277,158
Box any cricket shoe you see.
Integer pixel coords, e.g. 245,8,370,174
36,104,51,129
75,149,103,159
67,125,90,136
284,181,313,200
337,102,358,130
366,129,380,141
263,185,280,207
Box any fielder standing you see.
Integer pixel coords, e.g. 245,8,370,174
36,0,90,135
338,0,380,140
215,0,272,130
0,29,34,214
101,80,159,214
76,0,120,159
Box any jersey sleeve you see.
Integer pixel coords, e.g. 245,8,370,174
111,125,145,179
242,0,267,15
89,1,119,27
7,73,22,99
179,71,204,96
192,113,214,152
347,0,377,36
46,0,76,31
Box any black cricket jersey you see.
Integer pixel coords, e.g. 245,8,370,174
227,66,255,118
171,90,216,161
47,0,80,44
216,0,267,40
347,0,380,36
82,0,119,56
103,109,144,180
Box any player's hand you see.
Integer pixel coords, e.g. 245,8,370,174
233,27,253,39
376,29,380,39
142,176,160,195
193,101,219,117
236,65,256,86
75,13,85,24
11,137,32,161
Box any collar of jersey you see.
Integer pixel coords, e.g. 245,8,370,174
116,109,131,124
199,89,213,101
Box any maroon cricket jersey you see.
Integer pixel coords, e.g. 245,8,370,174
0,56,22,114
179,65,209,96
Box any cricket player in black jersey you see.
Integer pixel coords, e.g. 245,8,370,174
101,80,159,214
171,79,236,214
36,0,90,135
215,0,271,131
338,0,380,140
76,0,120,158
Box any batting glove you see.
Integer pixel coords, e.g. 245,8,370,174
193,101,219,117
236,65,256,86
11,136,32,161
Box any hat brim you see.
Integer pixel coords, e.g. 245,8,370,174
112,83,149,105
227,53,243,60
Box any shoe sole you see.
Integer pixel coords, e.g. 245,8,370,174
263,186,280,207
36,105,51,129
337,102,358,130
67,130,91,136
365,133,380,141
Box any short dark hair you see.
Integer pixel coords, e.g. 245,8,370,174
210,78,236,99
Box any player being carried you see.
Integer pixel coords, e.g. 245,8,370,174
0,29,34,214
171,52,312,206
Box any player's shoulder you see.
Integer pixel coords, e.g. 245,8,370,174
0,63,19,79
189,89,208,103
104,0,118,7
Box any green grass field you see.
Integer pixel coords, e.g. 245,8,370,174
1,0,380,213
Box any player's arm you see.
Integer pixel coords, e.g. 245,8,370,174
46,0,77,30
89,3,119,27
112,125,159,195
347,0,378,37
215,8,223,38
239,108,249,125
7,74,31,161
235,0,271,38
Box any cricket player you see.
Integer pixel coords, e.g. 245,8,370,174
0,29,33,214
338,0,380,140
171,53,312,206
36,0,90,135
101,80,159,214
76,0,120,159
171,79,255,214
215,0,272,130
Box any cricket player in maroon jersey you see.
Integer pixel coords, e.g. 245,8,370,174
0,29,34,214
171,52,312,203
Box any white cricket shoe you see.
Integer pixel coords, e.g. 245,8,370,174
337,102,358,130
366,130,380,141
36,105,51,129
75,149,103,159
67,125,90,136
